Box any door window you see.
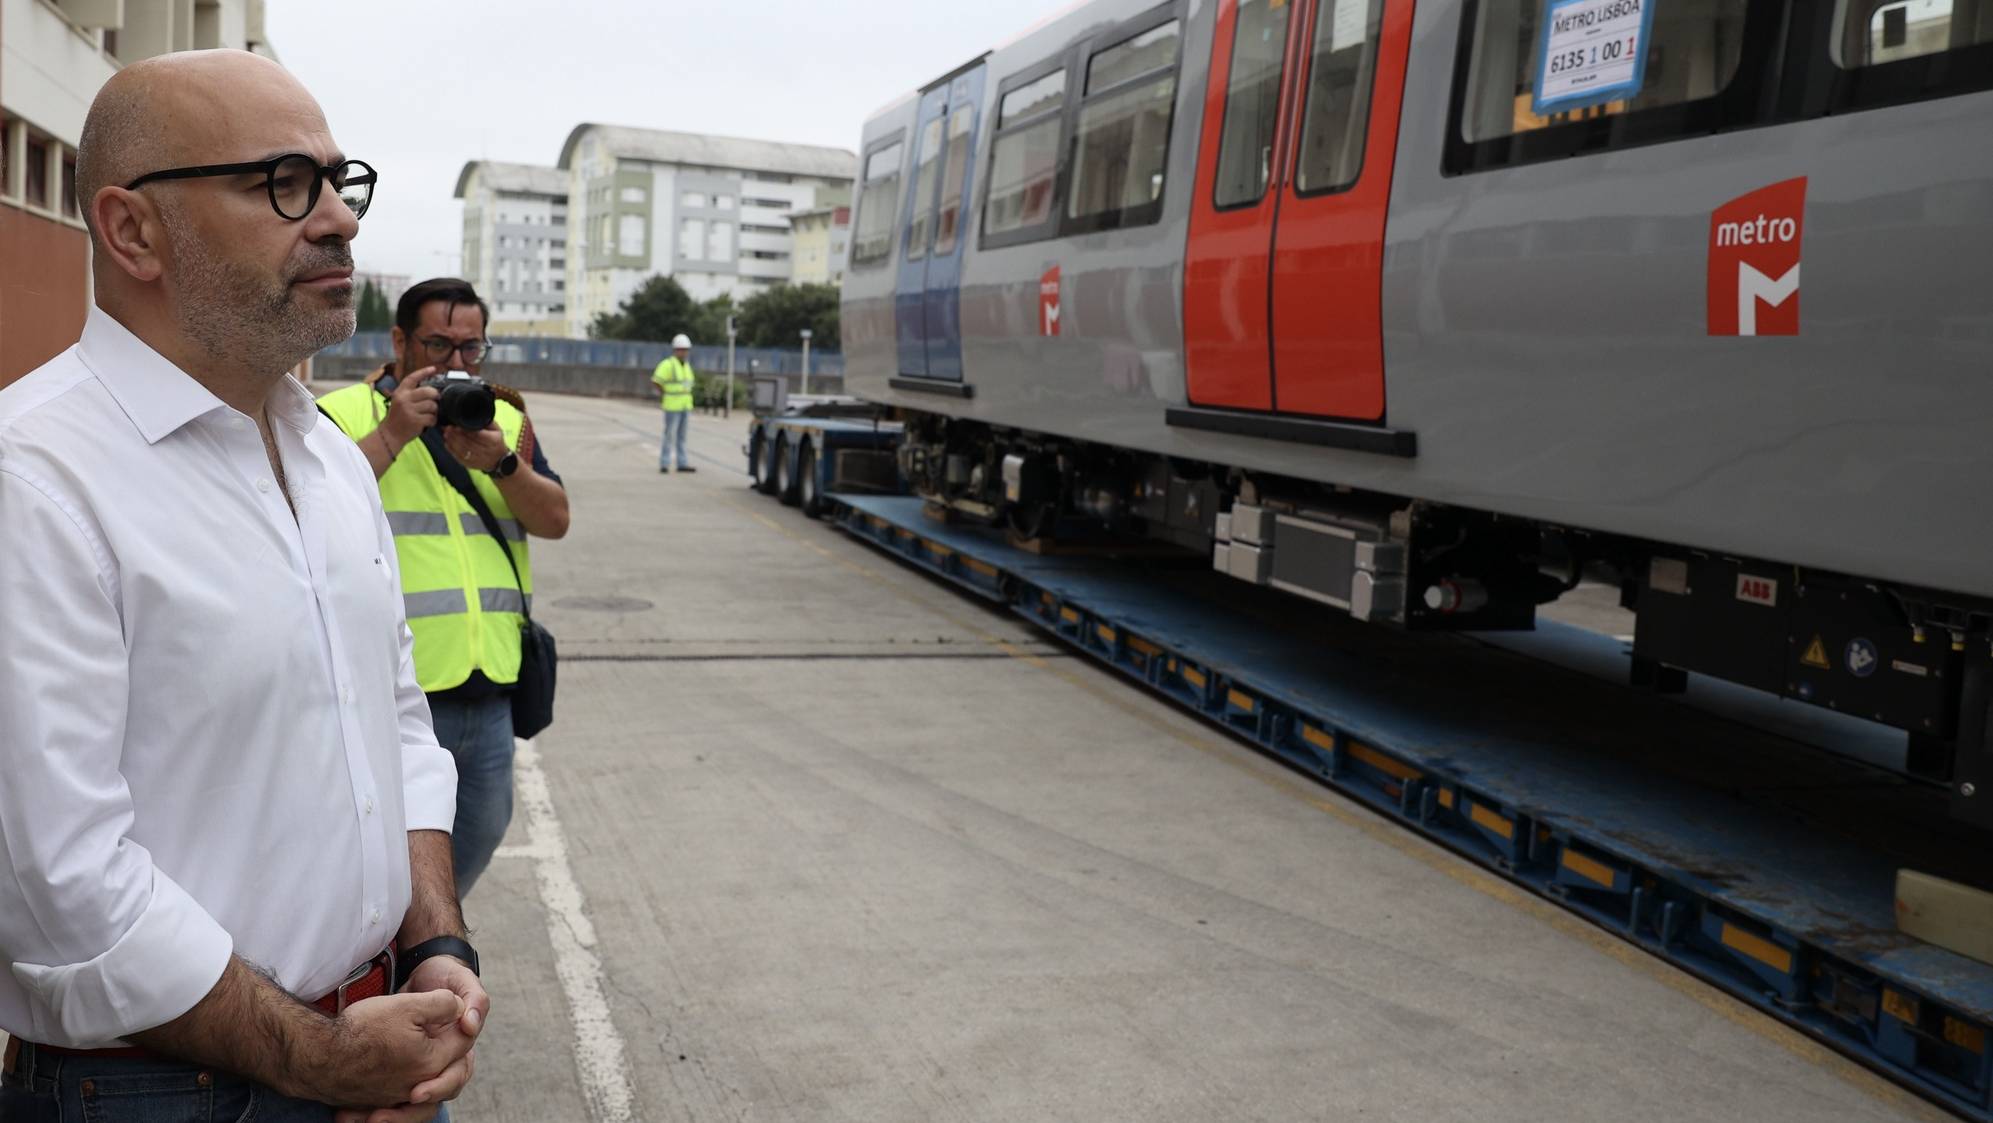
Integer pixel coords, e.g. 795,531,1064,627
905,116,946,261
934,105,976,256
1214,0,1294,208
1294,0,1385,194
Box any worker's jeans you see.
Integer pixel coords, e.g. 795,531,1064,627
428,690,516,897
0,1043,454,1120
661,409,690,470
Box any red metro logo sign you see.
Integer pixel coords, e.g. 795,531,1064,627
1708,178,1806,336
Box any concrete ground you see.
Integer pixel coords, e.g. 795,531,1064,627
446,396,1943,1123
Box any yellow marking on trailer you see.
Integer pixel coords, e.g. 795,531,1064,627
867,515,888,530
964,557,998,577
925,541,954,559
1345,741,1421,783
1128,636,1162,658
1059,606,1081,625
1227,689,1256,713
1561,848,1618,888
1183,666,1207,689
1301,724,1334,753
1883,990,1920,1025
1801,635,1831,670
1943,1017,1986,1054
1469,802,1516,841
1096,624,1117,645
1437,788,1456,810
1721,923,1794,976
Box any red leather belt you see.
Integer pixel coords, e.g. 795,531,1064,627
8,947,394,1067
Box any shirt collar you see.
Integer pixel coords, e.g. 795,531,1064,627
77,306,320,443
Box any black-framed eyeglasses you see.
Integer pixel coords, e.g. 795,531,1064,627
125,154,376,221
418,336,490,364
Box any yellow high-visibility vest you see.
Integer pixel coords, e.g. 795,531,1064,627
318,381,532,693
652,356,696,411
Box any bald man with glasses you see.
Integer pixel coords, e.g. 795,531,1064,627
0,50,484,1120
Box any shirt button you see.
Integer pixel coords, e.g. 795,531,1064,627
341,686,354,704
370,908,382,926
256,478,272,493
364,796,375,815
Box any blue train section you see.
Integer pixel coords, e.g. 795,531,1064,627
751,459,1993,1118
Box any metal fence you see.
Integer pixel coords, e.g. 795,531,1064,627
318,332,843,377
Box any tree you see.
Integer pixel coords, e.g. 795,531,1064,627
356,279,392,332
735,282,840,351
588,274,698,342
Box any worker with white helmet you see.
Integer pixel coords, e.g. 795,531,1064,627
651,334,698,473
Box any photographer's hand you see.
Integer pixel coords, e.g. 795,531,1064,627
359,367,442,479
440,425,508,472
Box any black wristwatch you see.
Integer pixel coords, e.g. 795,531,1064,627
487,451,520,479
395,935,480,991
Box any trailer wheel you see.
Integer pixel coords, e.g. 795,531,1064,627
776,436,800,506
799,441,823,518
758,430,781,495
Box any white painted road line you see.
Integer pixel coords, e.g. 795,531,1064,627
508,738,636,1123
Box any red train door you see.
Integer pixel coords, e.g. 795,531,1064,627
1183,0,1412,422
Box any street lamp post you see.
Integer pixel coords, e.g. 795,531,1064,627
799,328,813,397
725,314,737,419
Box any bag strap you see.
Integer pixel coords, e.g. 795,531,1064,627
416,427,534,625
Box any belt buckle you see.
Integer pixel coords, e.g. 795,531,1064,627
332,946,395,1014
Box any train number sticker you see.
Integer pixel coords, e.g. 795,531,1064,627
1533,0,1654,115
1709,178,1807,337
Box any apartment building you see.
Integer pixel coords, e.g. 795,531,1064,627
0,0,278,383
787,201,850,286
454,160,568,335
557,124,855,338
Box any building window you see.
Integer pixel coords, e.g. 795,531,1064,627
26,136,51,209
680,218,706,260
851,137,904,268
618,214,646,257
62,152,80,219
707,222,734,261
621,186,647,203
717,196,735,210
743,196,790,210
1067,17,1181,231
682,191,707,208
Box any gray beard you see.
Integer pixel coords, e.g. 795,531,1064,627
163,204,357,377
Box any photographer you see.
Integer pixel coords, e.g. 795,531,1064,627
320,278,570,897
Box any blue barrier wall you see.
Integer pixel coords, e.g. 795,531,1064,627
318,332,842,377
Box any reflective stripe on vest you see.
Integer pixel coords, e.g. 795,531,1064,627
318,382,533,693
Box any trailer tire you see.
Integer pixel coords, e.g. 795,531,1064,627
799,441,823,518
776,436,800,506
758,429,781,495
748,429,765,488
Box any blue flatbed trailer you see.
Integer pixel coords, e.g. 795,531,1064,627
742,423,1993,1119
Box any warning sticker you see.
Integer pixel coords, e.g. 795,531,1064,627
1533,0,1655,115
1800,636,1831,670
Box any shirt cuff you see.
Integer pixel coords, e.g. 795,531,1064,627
402,742,459,834
11,867,233,1046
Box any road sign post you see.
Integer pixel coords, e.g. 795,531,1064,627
800,328,813,397
725,315,737,418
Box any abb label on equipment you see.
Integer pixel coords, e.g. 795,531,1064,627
1534,0,1654,115
1709,178,1806,337
1039,265,1061,337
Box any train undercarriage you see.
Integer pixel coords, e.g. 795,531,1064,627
893,410,1993,828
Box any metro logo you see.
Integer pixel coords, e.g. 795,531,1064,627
1708,178,1806,337
1039,265,1061,337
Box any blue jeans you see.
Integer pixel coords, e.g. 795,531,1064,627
0,1045,454,1121
427,690,515,897
661,409,690,469
0,1043,330,1121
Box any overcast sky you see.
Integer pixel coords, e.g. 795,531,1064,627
265,0,1076,282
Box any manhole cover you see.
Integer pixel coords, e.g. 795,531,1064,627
554,595,655,613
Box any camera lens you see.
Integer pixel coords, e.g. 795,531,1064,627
437,378,496,431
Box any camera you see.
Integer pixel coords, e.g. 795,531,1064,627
435,371,496,431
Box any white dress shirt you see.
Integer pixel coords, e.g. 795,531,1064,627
0,308,457,1047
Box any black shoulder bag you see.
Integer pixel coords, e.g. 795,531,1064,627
418,428,558,739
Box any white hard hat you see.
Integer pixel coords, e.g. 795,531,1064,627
671,334,692,350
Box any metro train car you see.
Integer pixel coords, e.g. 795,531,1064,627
828,0,1993,824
